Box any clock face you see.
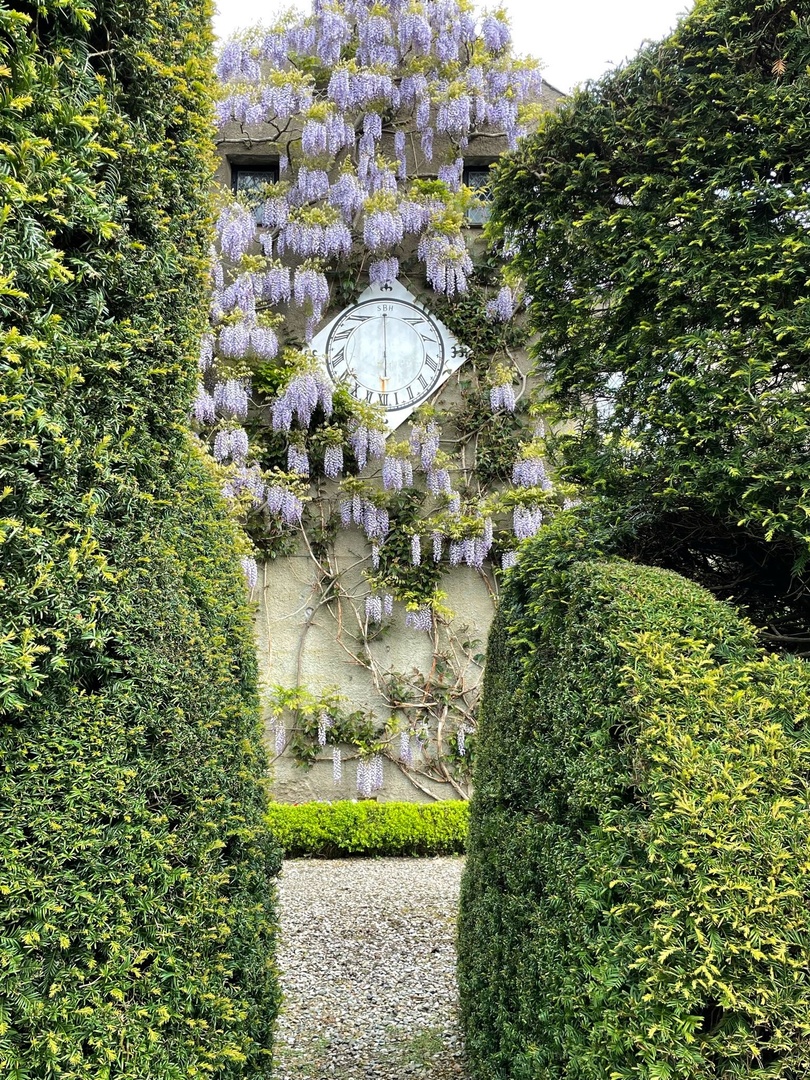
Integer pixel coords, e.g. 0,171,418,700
325,298,445,412
311,281,466,432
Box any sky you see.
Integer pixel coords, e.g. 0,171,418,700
212,0,696,93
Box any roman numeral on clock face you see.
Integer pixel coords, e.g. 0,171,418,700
329,346,348,375
330,315,365,344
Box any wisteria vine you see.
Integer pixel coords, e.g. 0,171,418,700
196,0,573,796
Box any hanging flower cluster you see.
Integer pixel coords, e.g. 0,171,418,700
211,0,543,351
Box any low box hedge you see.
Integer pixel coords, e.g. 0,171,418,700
266,799,469,857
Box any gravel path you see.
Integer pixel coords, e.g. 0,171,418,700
273,857,468,1080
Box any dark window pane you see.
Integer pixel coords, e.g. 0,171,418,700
231,165,279,224
463,167,492,225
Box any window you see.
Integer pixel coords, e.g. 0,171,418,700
463,165,493,226
231,163,279,224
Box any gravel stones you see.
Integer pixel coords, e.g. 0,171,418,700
274,856,468,1080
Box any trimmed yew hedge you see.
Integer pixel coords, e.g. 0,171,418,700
0,1,280,1074
459,525,810,1079
267,799,469,857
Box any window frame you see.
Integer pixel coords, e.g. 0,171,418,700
230,161,280,224
463,163,494,227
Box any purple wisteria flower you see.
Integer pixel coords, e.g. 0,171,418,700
410,421,440,469
394,130,407,178
223,464,265,504
324,444,344,479
240,555,258,590
400,200,431,234
481,13,511,52
399,729,413,766
486,286,515,322
437,96,471,135
432,532,443,563
213,427,249,464
399,9,432,54
405,606,433,633
411,534,422,566
317,712,333,747
216,39,261,83
199,333,215,371
427,467,452,496
218,321,250,359
356,755,384,797
221,273,257,315
216,205,255,261
302,118,328,156
348,423,385,469
382,455,411,491
329,171,365,220
332,745,342,783
400,72,428,106
363,209,404,251
369,257,399,286
266,484,304,525
287,444,310,476
262,196,288,229
436,29,459,63
213,379,250,420
490,381,516,412
261,263,291,305
365,594,383,623
502,550,518,570
273,371,334,431
513,457,552,489
296,167,330,201
362,501,389,542
192,384,216,424
437,158,464,191
293,267,330,328
418,232,473,295
250,325,279,359
513,505,543,540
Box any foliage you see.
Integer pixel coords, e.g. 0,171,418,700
267,799,468,857
488,0,810,644
0,1,280,1073
459,541,810,1079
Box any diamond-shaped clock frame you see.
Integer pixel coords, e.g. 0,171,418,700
310,280,467,432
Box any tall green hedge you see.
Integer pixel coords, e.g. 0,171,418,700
488,0,810,641
459,529,810,1079
0,2,280,1074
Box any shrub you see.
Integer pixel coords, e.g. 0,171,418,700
459,540,810,1079
488,0,810,642
0,1,280,1074
267,800,468,857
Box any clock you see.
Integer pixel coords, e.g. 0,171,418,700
311,280,467,431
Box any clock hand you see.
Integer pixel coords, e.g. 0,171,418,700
382,313,388,383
